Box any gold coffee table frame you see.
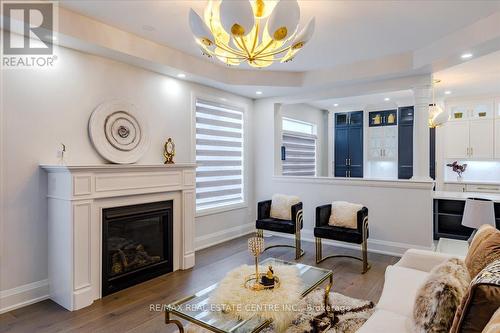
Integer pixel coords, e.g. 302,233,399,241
165,259,333,333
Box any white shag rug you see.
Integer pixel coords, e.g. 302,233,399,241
207,264,302,331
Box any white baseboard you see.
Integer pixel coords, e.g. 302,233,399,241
0,279,49,314
267,229,433,257
195,222,254,251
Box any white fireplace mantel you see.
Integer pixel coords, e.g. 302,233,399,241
41,163,196,311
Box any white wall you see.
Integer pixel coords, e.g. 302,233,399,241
0,45,254,311
254,99,434,256
280,104,328,176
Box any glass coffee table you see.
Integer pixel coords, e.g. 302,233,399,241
165,258,333,333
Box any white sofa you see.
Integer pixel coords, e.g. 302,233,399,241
357,249,455,333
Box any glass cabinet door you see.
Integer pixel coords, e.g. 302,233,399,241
335,113,349,127
449,105,468,121
470,101,494,119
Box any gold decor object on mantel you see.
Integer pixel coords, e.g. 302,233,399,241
188,0,315,68
163,138,175,164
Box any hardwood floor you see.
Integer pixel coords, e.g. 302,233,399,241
0,235,399,333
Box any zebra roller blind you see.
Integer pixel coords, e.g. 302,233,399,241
282,131,317,177
195,99,244,210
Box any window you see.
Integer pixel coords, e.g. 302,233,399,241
282,117,317,177
195,99,244,211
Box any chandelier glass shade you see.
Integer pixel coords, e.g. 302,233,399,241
189,0,315,68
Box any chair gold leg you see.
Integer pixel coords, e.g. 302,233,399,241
361,240,370,274
361,217,371,274
315,237,322,264
295,230,304,260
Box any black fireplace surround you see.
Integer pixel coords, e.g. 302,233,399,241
102,201,173,296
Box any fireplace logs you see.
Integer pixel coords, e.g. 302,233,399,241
109,237,161,276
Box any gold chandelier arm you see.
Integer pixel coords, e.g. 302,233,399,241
234,37,251,58
213,40,247,57
250,22,260,54
203,48,246,61
212,53,247,61
255,45,292,58
252,40,275,58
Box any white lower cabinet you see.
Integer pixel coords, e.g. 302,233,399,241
368,126,397,160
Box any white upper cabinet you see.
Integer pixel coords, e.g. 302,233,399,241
448,99,494,121
444,98,497,160
469,120,494,159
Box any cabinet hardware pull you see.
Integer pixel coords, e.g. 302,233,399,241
471,147,473,156
476,187,499,191
348,158,351,166
345,170,348,177
348,170,351,177
466,147,469,156
345,158,348,166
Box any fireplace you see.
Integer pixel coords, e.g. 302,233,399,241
102,200,173,296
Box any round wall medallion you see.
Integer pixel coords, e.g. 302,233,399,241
88,101,149,164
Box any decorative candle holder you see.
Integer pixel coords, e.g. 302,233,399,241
247,236,265,291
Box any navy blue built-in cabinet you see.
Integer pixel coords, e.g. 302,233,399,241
398,106,414,179
334,111,363,178
397,106,436,180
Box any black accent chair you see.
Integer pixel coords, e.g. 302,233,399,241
314,204,370,273
256,200,304,260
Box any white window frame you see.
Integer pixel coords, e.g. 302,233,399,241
281,117,318,177
192,94,248,217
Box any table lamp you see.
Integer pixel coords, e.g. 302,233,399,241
462,197,495,243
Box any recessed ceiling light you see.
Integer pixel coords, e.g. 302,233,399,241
177,73,186,78
255,91,263,95
461,53,473,59
384,97,390,101
444,90,452,95
333,103,339,107
142,25,155,32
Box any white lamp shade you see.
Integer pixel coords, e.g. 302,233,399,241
219,0,254,36
189,9,214,43
292,17,315,48
462,198,496,229
267,0,300,41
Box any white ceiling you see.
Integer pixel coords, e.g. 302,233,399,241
311,49,500,108
435,49,500,98
311,90,414,110
61,0,500,72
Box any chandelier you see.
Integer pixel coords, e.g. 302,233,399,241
188,0,315,68
429,79,448,128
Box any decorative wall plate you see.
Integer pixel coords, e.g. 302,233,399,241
88,101,149,164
